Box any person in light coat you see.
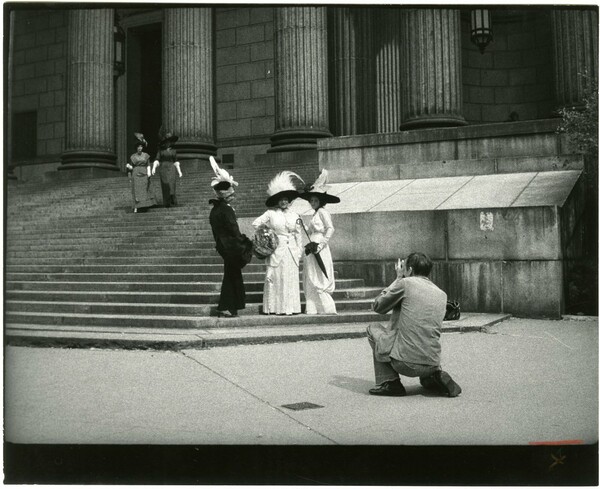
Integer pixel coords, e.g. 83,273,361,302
367,252,462,398
299,170,340,315
252,171,303,315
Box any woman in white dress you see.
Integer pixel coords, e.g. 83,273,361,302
252,171,304,315
300,170,340,314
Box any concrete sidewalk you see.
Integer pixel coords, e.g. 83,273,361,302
5,316,597,446
6,312,510,349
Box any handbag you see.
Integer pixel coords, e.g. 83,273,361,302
252,225,279,260
444,300,461,321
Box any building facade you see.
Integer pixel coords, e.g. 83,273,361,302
7,6,597,178
6,5,599,317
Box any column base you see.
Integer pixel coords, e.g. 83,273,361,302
268,129,332,153
47,167,123,182
60,150,118,171
174,140,217,162
401,115,468,131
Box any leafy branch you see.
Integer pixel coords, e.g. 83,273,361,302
557,71,598,156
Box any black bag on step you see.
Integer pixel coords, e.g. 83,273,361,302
444,300,461,321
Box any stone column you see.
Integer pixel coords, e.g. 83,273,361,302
60,9,118,171
269,7,331,152
163,8,216,162
400,9,466,130
375,8,402,133
551,9,598,109
329,8,376,136
7,9,17,180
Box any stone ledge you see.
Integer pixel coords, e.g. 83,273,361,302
318,119,561,150
5,314,510,350
318,170,581,214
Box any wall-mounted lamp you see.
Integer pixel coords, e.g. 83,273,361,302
113,23,125,77
470,9,493,54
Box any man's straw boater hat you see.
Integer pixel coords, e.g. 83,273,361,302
209,156,238,199
265,171,304,207
300,169,340,204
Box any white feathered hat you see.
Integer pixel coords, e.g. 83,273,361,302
300,169,340,204
265,171,304,207
209,156,238,198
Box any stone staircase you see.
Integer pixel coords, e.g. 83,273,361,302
5,158,384,337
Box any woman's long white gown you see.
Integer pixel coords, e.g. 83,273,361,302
252,208,302,314
303,207,337,314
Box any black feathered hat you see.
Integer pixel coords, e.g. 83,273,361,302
300,169,340,204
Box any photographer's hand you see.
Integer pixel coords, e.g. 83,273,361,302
395,258,407,280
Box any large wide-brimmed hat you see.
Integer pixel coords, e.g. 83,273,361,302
159,132,179,147
209,156,238,199
157,126,179,147
133,132,147,149
300,169,340,204
265,171,304,207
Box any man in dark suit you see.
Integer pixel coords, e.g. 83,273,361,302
209,180,252,318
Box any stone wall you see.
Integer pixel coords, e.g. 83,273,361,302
215,7,275,163
461,11,555,124
11,10,67,168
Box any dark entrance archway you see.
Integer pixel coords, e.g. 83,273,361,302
127,23,162,158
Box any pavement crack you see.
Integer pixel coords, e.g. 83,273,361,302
544,331,575,350
179,351,339,445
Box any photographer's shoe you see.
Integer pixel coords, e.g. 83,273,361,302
369,379,406,397
432,371,462,397
420,374,443,392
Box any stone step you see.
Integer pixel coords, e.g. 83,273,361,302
5,287,379,303
6,298,373,315
6,241,217,252
5,322,369,349
4,309,382,329
7,237,217,247
7,227,213,239
7,218,216,231
5,263,267,273
6,277,362,291
6,248,216,258
5,256,225,265
5,271,273,282
6,221,216,233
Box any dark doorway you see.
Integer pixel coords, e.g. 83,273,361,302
127,23,162,159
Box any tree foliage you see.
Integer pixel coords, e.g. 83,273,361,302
557,73,598,157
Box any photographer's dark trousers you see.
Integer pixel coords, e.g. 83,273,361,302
367,323,440,385
218,257,246,313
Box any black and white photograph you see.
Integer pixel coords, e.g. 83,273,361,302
3,1,598,484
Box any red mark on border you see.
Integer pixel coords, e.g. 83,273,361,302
529,440,584,445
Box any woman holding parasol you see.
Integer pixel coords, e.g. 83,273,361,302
299,169,340,315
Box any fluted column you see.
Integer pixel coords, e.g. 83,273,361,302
375,8,402,133
61,9,117,170
269,7,331,152
163,8,216,161
329,8,376,136
400,9,466,130
551,9,598,109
